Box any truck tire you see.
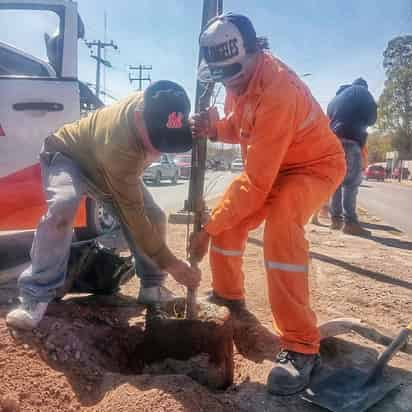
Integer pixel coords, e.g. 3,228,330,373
171,171,178,185
75,198,118,240
154,171,161,185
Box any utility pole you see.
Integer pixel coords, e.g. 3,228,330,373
85,39,118,99
186,0,223,318
129,65,153,90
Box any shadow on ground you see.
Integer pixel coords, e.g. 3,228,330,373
0,231,34,270
362,222,403,234
311,252,412,290
369,235,412,250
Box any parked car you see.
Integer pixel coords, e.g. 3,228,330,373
143,155,179,185
364,165,385,181
230,158,244,172
174,152,192,179
213,159,228,171
392,167,410,180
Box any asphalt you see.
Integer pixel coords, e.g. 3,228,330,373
145,170,235,211
359,180,412,237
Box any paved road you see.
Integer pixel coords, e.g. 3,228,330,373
359,181,412,237
146,170,235,211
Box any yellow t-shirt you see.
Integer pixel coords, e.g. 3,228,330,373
47,92,174,268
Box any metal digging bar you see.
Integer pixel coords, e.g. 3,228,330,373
186,0,223,319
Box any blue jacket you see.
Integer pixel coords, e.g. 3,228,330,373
327,84,377,146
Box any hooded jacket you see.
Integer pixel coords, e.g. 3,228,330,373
327,82,377,146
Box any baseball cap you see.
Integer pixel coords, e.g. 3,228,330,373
143,80,193,153
198,13,258,82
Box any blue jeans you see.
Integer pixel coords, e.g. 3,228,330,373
19,150,166,303
330,141,363,224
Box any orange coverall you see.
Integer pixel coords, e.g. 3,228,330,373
204,53,346,354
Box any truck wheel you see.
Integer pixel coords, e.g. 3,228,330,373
171,171,178,185
154,171,161,185
75,198,118,240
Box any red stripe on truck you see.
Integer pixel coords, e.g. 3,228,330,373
0,163,86,231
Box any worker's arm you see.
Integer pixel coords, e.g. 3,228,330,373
213,94,240,144
191,94,240,144
365,94,378,126
205,86,297,236
103,148,175,269
357,87,377,126
214,114,240,144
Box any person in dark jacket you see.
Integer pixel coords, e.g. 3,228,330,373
327,78,377,236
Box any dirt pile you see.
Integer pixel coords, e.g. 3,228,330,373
1,208,411,411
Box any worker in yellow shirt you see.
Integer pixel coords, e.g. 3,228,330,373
7,81,200,331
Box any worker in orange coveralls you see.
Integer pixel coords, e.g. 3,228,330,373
189,13,346,396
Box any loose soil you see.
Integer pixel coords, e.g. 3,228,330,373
1,207,411,411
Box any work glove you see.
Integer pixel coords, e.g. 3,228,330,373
188,229,210,263
190,107,219,141
164,258,201,289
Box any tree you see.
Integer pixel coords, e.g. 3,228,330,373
367,132,393,163
383,35,412,73
378,36,412,162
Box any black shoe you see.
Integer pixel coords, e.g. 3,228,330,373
201,291,246,313
267,349,320,396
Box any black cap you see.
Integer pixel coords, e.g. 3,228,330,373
143,81,193,153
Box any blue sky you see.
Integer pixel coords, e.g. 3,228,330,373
1,1,411,109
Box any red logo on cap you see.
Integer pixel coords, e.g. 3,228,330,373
166,112,183,129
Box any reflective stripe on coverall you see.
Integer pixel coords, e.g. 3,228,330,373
205,53,346,354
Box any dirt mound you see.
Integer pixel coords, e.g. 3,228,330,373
1,210,412,411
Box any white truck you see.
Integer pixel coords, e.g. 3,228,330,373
0,0,115,238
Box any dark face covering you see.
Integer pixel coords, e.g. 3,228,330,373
143,81,193,153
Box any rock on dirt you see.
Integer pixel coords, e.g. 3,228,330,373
0,394,20,412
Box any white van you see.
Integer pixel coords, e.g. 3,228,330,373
0,0,114,238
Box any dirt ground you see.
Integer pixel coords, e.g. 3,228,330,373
1,207,411,412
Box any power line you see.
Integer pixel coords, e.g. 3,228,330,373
128,65,152,90
85,39,118,99
86,82,118,101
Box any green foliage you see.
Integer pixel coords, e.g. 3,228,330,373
367,132,393,163
379,35,412,160
383,35,412,73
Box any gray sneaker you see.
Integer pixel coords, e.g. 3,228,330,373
267,350,320,396
6,298,49,330
137,285,176,305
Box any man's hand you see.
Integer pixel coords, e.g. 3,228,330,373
188,229,210,262
165,259,201,289
190,107,219,140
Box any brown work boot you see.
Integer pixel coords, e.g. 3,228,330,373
330,217,344,230
342,222,371,237
201,291,246,313
267,350,320,396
